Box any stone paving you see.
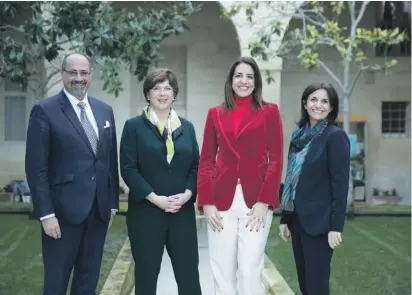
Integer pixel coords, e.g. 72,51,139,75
130,221,215,295
129,220,294,295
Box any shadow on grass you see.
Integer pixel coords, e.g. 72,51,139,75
0,214,127,295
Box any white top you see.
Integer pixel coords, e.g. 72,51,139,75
63,88,99,139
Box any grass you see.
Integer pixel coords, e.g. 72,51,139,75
119,201,128,212
0,214,128,295
266,217,411,295
96,216,128,293
352,203,411,214
0,202,33,212
1,200,409,216
0,201,130,214
271,203,411,215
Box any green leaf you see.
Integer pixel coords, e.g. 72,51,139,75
1,1,201,99
330,1,344,15
9,51,16,59
354,50,366,63
95,58,105,65
102,81,109,91
16,52,24,61
385,59,398,69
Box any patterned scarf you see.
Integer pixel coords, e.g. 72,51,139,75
281,119,329,212
143,106,182,163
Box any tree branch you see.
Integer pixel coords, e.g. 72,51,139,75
301,14,325,27
41,78,62,98
46,68,60,81
291,5,347,60
301,11,307,38
29,75,62,100
54,38,73,47
0,24,23,32
347,66,364,98
319,36,347,54
38,64,62,91
344,1,364,90
354,1,370,28
348,1,356,24
235,2,325,29
300,8,328,23
317,59,345,90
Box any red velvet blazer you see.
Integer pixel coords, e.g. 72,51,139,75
197,103,283,211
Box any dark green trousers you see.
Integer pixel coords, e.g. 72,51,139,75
127,202,201,295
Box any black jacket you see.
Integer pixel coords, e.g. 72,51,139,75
120,114,199,209
281,124,350,235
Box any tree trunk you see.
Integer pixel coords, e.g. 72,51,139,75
342,61,354,217
342,94,350,134
342,94,354,217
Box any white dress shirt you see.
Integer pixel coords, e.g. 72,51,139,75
40,89,117,221
64,88,99,138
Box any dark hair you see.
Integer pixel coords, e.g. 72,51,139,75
143,68,179,101
223,56,268,109
297,82,339,127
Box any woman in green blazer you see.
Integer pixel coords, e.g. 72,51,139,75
120,68,201,295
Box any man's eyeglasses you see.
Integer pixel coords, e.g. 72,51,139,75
62,68,91,78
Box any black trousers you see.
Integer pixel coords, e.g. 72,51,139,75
42,199,108,295
127,203,201,295
290,213,333,295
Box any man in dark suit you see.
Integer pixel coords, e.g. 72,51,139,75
25,53,119,295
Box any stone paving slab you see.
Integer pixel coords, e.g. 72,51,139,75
130,222,214,295
129,220,294,295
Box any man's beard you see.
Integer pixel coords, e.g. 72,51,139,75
71,83,87,100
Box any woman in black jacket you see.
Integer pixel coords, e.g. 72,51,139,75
279,82,350,295
120,68,201,295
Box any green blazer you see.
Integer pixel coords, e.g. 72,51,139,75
120,113,199,208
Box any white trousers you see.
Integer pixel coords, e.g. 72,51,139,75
207,183,273,295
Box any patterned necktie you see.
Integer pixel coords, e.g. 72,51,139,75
77,101,98,155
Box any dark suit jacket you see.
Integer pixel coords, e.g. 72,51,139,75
281,124,350,236
120,114,199,208
25,90,119,224
197,104,283,210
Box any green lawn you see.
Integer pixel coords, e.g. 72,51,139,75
0,214,128,295
352,204,411,214
1,200,410,215
266,217,411,295
0,201,129,214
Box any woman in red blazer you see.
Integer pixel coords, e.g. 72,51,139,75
197,56,283,295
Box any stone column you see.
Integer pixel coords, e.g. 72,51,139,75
257,58,283,107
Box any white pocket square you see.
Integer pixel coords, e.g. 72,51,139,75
104,121,111,128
